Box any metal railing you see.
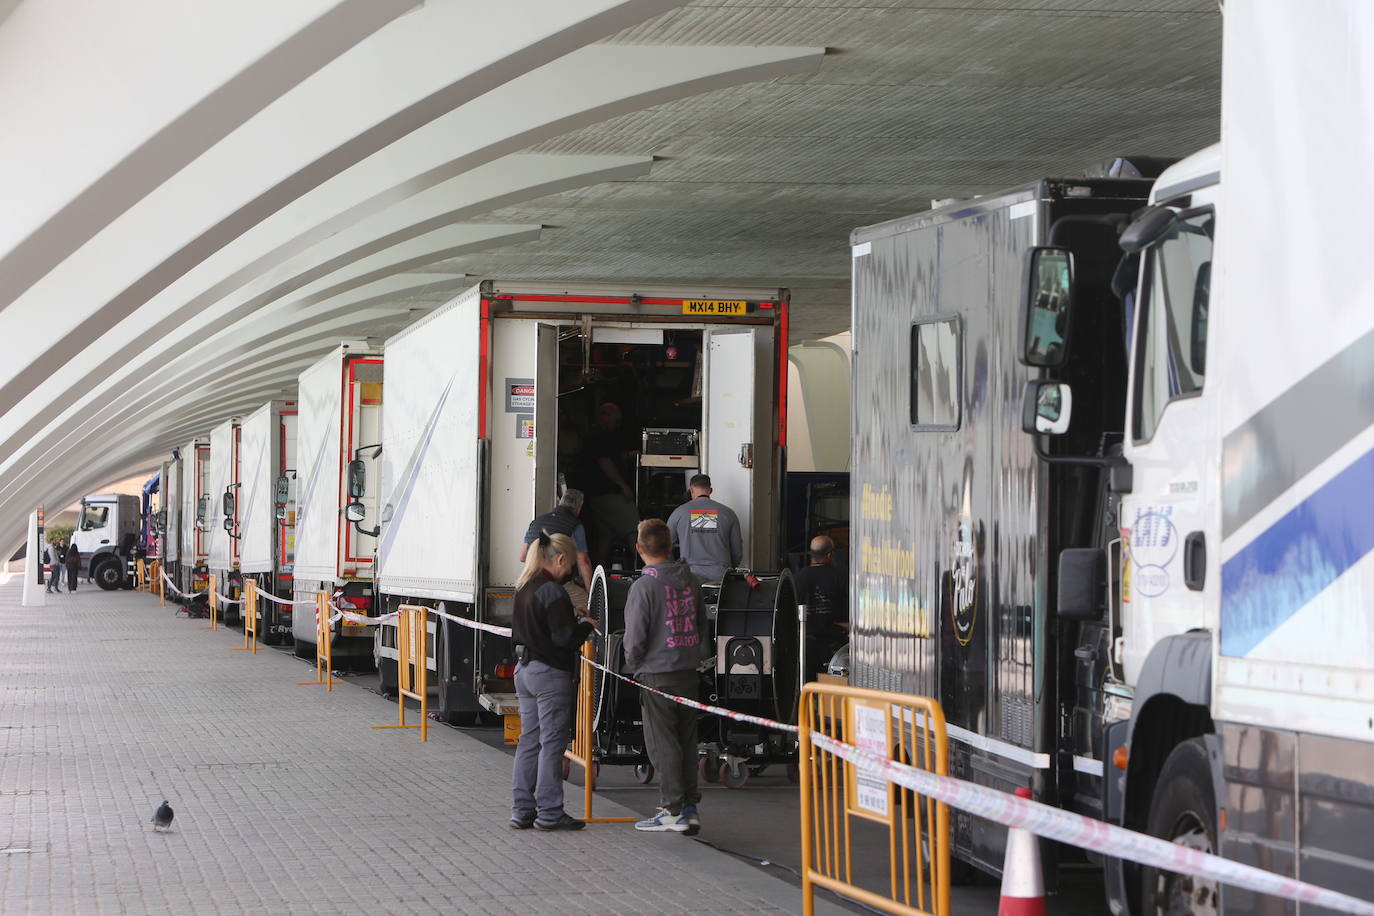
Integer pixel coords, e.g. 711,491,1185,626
798,682,950,916
233,586,260,654
372,605,428,741
296,592,335,690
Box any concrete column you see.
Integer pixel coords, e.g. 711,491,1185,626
21,509,44,607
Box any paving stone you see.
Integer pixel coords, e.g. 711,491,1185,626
0,578,849,915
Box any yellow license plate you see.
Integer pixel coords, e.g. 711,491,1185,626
682,299,747,316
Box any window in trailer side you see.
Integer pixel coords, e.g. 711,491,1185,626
910,317,961,430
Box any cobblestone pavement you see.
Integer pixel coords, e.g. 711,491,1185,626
0,575,850,915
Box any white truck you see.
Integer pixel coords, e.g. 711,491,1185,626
174,437,210,595
71,493,142,589
367,280,789,723
206,417,242,619
850,4,1374,911
158,453,179,575
291,343,383,663
236,399,298,644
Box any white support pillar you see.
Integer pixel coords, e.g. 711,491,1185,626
21,509,44,607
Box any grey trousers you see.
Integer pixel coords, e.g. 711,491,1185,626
46,564,63,592
512,660,574,823
639,670,701,814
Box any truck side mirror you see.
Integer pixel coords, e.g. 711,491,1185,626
222,489,235,518
1057,548,1105,620
345,501,366,523
347,459,366,499
196,495,210,531
154,510,167,535
1119,205,1178,253
1021,381,1073,436
1021,247,1073,367
223,516,234,532
274,475,290,521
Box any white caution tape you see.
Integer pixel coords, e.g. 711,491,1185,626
158,569,191,600
428,604,514,638
212,591,243,606
247,583,316,606
810,733,1374,916
586,656,798,735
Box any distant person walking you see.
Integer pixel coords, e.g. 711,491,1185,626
44,540,64,593
666,474,742,582
519,489,594,614
64,541,81,592
510,532,597,832
623,519,709,835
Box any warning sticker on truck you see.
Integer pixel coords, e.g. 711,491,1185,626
682,300,746,316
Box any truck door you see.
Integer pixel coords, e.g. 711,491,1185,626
1120,203,1217,685
704,327,763,568
534,323,560,515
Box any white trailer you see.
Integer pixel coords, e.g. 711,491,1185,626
206,417,242,616
177,437,210,594
160,454,179,569
291,344,383,662
238,399,297,644
371,280,788,723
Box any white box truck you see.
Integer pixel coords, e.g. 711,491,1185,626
850,5,1374,911
175,437,211,594
206,417,242,620
158,454,179,573
237,399,297,644
70,493,143,589
291,344,383,662
368,280,788,723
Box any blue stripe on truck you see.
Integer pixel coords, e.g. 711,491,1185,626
1221,444,1374,657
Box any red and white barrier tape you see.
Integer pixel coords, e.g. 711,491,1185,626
585,656,798,735
810,733,1374,916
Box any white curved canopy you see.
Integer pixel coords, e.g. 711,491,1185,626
0,0,1221,548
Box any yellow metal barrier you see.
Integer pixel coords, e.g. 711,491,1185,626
202,574,219,630
798,682,950,916
233,586,259,653
135,558,146,591
562,642,635,824
296,593,334,690
373,605,428,741
157,567,166,606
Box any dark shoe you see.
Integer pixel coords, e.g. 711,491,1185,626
510,815,535,830
534,814,585,831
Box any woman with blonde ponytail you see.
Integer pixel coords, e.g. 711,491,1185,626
509,531,596,831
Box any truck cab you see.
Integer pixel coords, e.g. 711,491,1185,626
71,493,142,589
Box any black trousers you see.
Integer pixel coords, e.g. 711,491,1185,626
67,563,79,591
638,670,701,814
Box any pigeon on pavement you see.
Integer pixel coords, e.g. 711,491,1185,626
151,801,174,832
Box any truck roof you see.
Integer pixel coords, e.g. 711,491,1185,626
1149,142,1221,204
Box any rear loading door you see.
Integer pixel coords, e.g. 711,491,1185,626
377,290,483,601
705,327,762,568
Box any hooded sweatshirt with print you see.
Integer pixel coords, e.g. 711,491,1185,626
622,560,709,675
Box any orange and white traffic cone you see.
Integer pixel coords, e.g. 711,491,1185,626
998,786,1046,916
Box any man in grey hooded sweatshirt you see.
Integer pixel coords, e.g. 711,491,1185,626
623,518,709,835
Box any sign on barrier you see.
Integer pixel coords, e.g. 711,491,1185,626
296,593,335,690
799,682,950,916
373,605,428,741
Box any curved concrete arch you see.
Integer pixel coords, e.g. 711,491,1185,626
0,42,819,442
0,0,706,413
0,0,418,307
0,154,647,459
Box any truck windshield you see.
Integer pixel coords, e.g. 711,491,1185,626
79,504,109,530
1133,210,1213,441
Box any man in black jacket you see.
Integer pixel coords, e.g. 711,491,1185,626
519,489,594,612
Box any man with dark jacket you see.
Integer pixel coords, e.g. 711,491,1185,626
44,540,63,593
623,518,709,834
519,489,594,612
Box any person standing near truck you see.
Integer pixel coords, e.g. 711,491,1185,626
583,402,640,567
666,474,741,583
44,539,64,593
623,518,709,835
793,535,848,676
509,532,596,832
64,540,81,592
519,489,594,613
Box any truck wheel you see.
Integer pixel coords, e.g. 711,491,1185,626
1142,738,1220,916
93,559,123,591
293,639,314,661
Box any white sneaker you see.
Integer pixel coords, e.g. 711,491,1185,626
635,808,688,832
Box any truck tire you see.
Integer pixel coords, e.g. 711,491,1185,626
93,558,123,591
1141,737,1219,915
294,638,315,661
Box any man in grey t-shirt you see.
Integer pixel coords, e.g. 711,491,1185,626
665,474,741,583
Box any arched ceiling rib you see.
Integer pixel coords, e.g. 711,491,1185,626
0,0,1222,550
